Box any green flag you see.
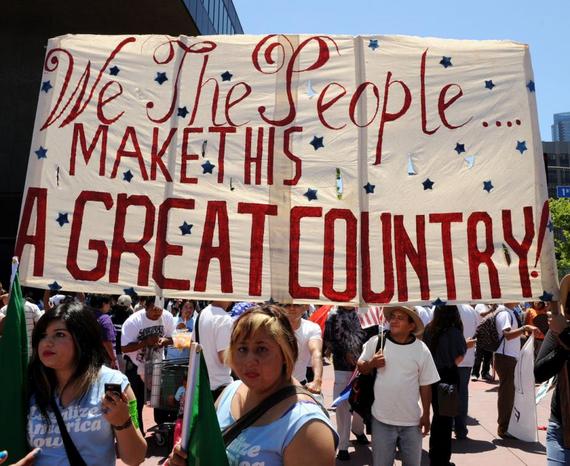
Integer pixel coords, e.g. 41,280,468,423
185,351,229,466
0,272,29,461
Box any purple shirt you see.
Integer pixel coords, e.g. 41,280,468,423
94,309,116,342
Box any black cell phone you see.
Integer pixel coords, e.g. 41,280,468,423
104,383,122,396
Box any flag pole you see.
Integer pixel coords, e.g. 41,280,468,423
379,307,385,349
181,343,201,451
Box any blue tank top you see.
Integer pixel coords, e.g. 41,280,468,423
217,381,338,466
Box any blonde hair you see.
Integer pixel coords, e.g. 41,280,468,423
226,304,298,379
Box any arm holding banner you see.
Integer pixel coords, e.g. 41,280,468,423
504,325,538,341
305,338,323,394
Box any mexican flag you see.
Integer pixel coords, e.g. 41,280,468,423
181,345,229,466
0,267,29,461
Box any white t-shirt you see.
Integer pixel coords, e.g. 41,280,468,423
495,305,520,358
292,319,322,382
121,309,175,376
1,301,43,358
474,304,489,320
457,304,479,367
359,334,440,426
194,304,233,390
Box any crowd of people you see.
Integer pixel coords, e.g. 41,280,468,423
0,281,569,466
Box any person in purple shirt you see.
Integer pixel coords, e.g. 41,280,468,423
90,294,117,369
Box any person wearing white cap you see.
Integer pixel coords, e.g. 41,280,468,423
358,306,440,466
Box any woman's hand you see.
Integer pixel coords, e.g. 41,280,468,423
167,442,188,466
101,390,130,427
0,449,40,465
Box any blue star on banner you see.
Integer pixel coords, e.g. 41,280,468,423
56,213,69,227
484,80,495,90
368,39,379,51
422,178,434,190
310,136,324,150
123,287,137,297
304,188,318,201
547,220,554,232
516,140,527,154
179,221,193,235
483,180,494,192
363,182,375,194
527,80,535,92
109,66,120,76
177,106,189,118
221,71,233,82
432,297,447,306
123,170,134,182
464,156,475,169
440,56,452,68
201,160,215,174
48,281,62,292
454,143,465,154
35,146,48,159
155,72,168,85
539,291,553,302
41,81,52,93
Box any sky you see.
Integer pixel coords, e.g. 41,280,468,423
233,0,569,141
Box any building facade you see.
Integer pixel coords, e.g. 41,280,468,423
543,141,570,199
0,0,242,287
552,112,570,142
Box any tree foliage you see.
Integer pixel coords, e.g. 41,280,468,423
549,198,570,277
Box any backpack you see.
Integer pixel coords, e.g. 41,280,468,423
474,308,510,352
348,331,386,431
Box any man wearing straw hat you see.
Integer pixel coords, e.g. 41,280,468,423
358,306,440,466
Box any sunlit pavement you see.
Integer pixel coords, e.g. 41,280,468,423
119,361,551,466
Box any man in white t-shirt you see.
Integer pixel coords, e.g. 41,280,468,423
494,303,537,438
284,304,323,393
358,306,439,466
455,304,479,439
121,297,175,432
193,301,233,400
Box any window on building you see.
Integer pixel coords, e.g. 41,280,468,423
547,168,559,183
549,187,557,198
547,153,557,164
562,169,570,184
560,154,569,167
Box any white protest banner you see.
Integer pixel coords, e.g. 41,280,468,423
508,335,538,442
16,34,558,304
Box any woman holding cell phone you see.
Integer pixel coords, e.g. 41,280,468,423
26,302,147,465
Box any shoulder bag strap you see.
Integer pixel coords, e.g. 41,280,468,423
50,398,88,466
222,385,326,446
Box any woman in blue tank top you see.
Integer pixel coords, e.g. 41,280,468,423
25,303,147,465
169,304,338,466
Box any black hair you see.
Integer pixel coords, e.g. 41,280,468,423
424,305,463,353
89,294,112,309
28,302,107,421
